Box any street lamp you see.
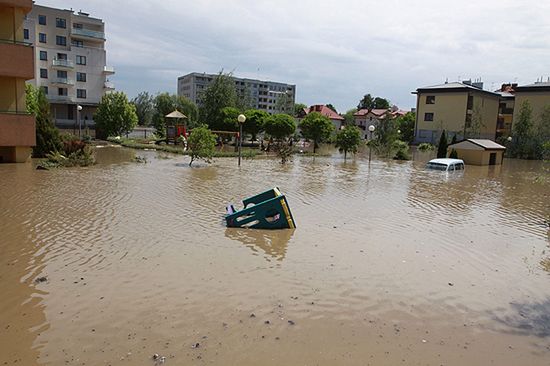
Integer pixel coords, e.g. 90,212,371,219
368,124,375,163
237,114,246,166
77,105,83,138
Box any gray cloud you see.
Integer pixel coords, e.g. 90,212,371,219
38,0,550,112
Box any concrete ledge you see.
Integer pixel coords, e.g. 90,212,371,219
0,113,36,146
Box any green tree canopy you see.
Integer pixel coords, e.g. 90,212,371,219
26,84,62,157
94,92,138,138
264,114,296,140
187,124,216,167
437,130,448,158
152,93,199,137
299,112,335,153
131,91,154,126
220,106,240,132
335,125,362,161
343,108,357,126
395,111,415,144
244,109,269,140
198,71,237,130
357,94,391,110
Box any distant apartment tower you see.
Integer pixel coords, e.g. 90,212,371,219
24,4,115,131
178,72,296,114
0,0,36,163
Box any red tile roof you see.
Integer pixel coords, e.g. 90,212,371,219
303,105,344,120
354,108,408,118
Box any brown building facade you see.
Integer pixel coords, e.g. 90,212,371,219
0,0,35,163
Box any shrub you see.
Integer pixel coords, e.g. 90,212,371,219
392,140,410,160
418,143,435,151
449,149,458,159
187,125,216,166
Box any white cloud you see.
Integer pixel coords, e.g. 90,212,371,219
38,0,550,112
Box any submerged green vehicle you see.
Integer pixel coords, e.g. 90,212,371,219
225,188,296,230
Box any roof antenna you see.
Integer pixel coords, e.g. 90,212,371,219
445,77,448,84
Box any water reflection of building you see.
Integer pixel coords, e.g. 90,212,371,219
225,228,295,262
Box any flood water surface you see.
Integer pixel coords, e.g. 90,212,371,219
1,147,549,365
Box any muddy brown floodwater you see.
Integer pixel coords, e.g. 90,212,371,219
1,146,549,366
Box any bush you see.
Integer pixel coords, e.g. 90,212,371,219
418,143,435,151
392,140,410,160
187,124,216,166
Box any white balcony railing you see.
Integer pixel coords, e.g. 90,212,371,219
52,58,74,68
103,65,115,74
104,81,115,89
52,77,75,85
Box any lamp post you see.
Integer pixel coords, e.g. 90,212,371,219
237,114,246,166
368,124,375,163
77,105,83,138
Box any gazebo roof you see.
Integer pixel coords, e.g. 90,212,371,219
165,110,187,119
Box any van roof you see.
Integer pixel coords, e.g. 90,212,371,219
428,158,464,165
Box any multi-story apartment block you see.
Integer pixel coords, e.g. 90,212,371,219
513,80,550,126
413,80,500,144
178,72,296,115
0,0,35,163
495,83,516,138
24,4,114,132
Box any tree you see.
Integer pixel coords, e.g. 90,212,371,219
451,134,458,145
299,112,335,153
465,103,485,138
343,108,357,126
395,111,415,144
94,92,138,137
274,92,293,114
152,93,199,137
131,92,154,126
264,114,296,140
437,130,448,158
357,94,390,110
220,107,240,132
335,125,362,161
26,84,62,157
244,109,268,140
198,71,237,130
294,103,307,117
449,149,458,159
510,100,535,158
187,124,216,167
326,104,338,113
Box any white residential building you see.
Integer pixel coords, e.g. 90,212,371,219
24,4,114,131
178,72,296,115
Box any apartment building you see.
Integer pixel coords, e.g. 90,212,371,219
413,80,500,144
178,72,296,114
513,81,550,126
495,83,516,138
0,0,35,163
24,4,114,131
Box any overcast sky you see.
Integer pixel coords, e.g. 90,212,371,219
39,0,550,112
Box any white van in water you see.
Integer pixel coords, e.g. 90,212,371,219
426,158,465,172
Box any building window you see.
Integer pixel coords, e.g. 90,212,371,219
42,86,48,95
40,68,48,78
73,23,83,29
72,40,83,47
426,96,435,104
39,33,46,43
76,55,86,65
57,70,67,78
76,72,86,82
77,89,87,99
424,113,434,122
56,36,67,46
23,29,29,40
56,18,66,29
39,51,47,61
38,15,46,25
57,53,67,60
58,88,68,96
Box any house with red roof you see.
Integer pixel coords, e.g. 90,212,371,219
297,105,345,131
353,108,408,139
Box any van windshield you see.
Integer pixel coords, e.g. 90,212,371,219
426,162,448,171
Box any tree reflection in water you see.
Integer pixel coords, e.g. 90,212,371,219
490,298,550,338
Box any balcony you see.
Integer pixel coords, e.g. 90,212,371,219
51,77,75,86
71,28,105,41
103,66,115,74
48,95,75,103
0,40,34,79
52,58,74,69
0,112,35,147
104,81,115,89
